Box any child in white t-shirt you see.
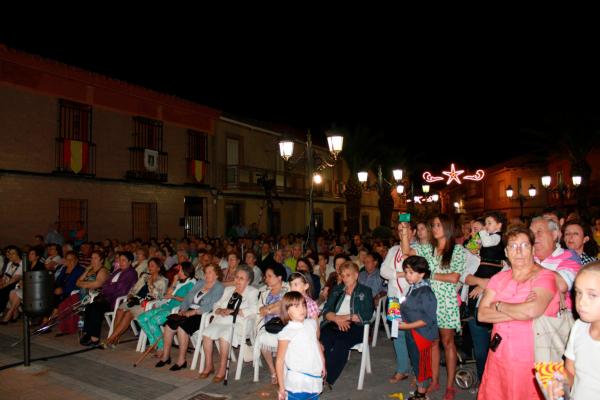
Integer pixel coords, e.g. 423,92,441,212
276,291,325,400
559,262,600,399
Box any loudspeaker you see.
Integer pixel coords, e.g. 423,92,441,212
23,270,54,317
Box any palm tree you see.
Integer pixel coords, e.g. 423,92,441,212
521,113,600,216
340,124,411,234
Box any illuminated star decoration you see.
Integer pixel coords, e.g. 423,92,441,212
442,163,464,185
423,165,485,185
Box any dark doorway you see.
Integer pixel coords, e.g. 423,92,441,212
225,203,242,235
270,210,281,237
333,210,343,236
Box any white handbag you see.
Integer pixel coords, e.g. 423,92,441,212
533,291,574,362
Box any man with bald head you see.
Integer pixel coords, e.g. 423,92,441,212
530,216,581,307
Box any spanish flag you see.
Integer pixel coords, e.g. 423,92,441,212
190,160,206,182
63,140,89,174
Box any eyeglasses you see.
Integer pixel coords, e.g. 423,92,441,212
507,242,532,252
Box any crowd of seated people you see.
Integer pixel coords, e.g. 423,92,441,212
1,208,600,399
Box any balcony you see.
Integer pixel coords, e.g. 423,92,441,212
126,147,168,182
54,138,96,176
215,164,307,196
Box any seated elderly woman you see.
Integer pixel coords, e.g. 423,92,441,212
54,250,108,335
136,262,196,355
80,251,138,346
156,263,224,371
320,261,373,389
199,265,258,383
3,247,47,324
32,251,85,329
253,263,289,384
104,257,168,346
477,227,561,399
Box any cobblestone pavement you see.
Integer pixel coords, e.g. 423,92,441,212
0,321,477,400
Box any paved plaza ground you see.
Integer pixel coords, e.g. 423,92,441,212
0,321,477,400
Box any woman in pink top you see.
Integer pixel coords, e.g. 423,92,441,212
477,227,560,400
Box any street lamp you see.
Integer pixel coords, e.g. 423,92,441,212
540,173,582,206
506,178,537,219
357,167,404,191
278,130,343,252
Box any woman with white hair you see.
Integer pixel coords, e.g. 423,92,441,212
199,265,258,383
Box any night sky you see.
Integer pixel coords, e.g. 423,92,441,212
0,35,549,172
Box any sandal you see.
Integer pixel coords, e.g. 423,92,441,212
389,373,409,384
199,369,214,379
443,387,457,400
426,382,440,394
271,373,278,385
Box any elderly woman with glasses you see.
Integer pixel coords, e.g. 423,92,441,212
477,227,561,399
199,265,258,383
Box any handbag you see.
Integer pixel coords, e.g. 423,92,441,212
127,296,141,308
166,313,187,324
533,291,574,362
264,317,285,334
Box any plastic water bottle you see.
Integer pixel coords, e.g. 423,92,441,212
78,317,84,333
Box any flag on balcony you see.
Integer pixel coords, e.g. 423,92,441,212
190,160,206,182
63,139,88,174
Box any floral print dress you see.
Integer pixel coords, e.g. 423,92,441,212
414,244,466,331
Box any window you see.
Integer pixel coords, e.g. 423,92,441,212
127,117,168,182
225,203,242,234
498,180,506,200
226,137,241,184
132,202,158,241
187,130,208,183
314,211,324,233
58,199,88,241
184,196,205,238
55,100,96,175
361,214,370,234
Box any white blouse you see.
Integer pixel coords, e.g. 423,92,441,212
278,318,322,394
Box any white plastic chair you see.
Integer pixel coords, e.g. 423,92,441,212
197,313,257,380
234,314,257,380
371,296,390,347
198,312,239,374
104,296,139,337
190,310,213,370
135,300,160,352
348,323,372,390
136,304,180,352
252,317,269,382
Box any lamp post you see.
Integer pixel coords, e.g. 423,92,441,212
540,173,582,207
279,130,343,252
357,166,407,226
506,177,537,219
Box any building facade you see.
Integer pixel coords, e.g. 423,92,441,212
211,116,347,239
0,45,219,245
0,45,351,246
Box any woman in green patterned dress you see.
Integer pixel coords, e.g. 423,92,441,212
400,214,466,400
